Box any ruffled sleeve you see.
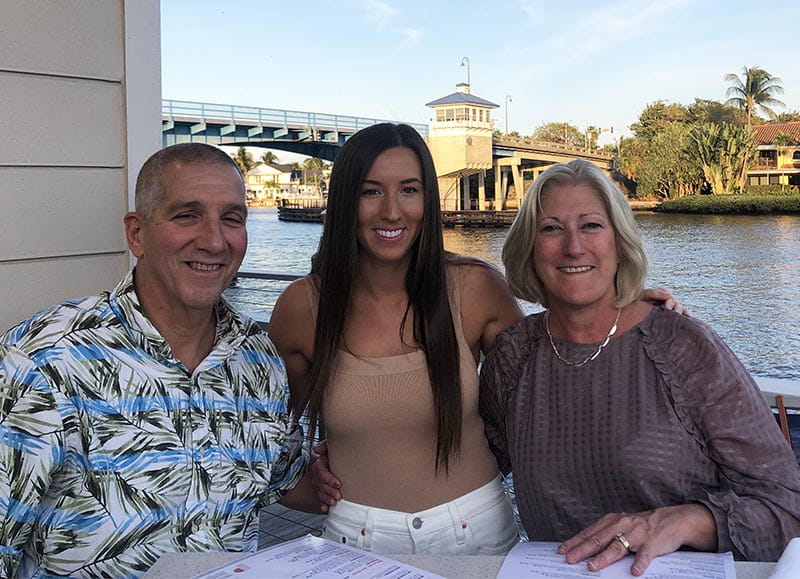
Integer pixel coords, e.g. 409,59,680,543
479,317,539,476
641,310,800,560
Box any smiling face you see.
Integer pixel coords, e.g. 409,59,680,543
125,161,248,323
532,181,619,311
356,146,425,267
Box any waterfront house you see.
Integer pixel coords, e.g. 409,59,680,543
246,163,295,206
749,121,800,187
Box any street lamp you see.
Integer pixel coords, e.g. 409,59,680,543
505,95,512,134
460,56,470,86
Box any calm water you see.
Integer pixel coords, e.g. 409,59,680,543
226,208,800,381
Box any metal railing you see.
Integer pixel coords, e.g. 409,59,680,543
228,268,800,459
494,134,613,159
162,99,429,136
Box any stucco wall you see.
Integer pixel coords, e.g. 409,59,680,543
0,0,161,332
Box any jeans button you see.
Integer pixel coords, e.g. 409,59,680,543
412,517,423,529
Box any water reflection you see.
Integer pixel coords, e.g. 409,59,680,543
226,208,800,380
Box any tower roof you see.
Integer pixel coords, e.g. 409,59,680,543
425,91,499,108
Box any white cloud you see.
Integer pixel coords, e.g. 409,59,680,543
362,0,399,28
401,28,421,44
518,0,694,73
518,1,543,26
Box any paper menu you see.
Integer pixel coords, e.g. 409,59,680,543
497,541,735,578
192,534,444,579
769,537,800,579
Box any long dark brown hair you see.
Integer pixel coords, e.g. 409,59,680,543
302,123,462,472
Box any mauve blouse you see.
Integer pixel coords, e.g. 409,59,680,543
479,306,800,561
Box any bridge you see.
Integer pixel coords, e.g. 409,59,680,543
161,99,428,162
162,98,614,210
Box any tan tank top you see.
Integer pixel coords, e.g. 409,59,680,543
305,267,500,511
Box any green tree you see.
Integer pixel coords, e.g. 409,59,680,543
302,157,328,171
300,157,330,190
260,151,279,164
687,99,747,126
688,123,757,194
775,110,800,123
232,146,255,174
532,122,583,146
773,132,798,147
635,123,701,199
629,101,689,140
724,66,785,125
617,135,648,182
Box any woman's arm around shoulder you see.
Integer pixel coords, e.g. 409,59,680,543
455,258,524,358
268,277,316,416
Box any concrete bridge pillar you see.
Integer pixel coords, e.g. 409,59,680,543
500,168,508,210
511,164,523,208
494,166,502,210
478,171,486,210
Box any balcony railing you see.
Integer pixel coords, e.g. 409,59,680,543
755,158,778,169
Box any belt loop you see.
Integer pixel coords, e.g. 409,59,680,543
360,506,375,551
448,502,466,545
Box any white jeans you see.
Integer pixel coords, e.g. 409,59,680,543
322,475,519,555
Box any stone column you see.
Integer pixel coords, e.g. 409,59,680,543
478,171,486,210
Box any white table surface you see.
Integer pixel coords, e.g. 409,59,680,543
142,551,776,578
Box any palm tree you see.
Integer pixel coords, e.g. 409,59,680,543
260,151,279,165
724,66,785,126
232,146,255,174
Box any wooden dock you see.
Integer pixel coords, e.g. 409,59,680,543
277,198,326,223
277,206,325,222
277,203,659,225
441,210,517,227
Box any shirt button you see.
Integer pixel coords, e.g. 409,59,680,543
191,523,200,534
412,517,423,529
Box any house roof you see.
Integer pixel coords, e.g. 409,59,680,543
752,121,800,145
425,92,499,108
248,163,293,175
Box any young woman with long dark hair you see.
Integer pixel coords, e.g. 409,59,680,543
269,123,523,554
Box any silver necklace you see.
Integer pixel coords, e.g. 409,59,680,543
545,308,621,367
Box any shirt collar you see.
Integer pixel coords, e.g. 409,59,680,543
108,269,259,365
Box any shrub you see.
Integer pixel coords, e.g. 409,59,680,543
658,194,800,214
744,184,799,196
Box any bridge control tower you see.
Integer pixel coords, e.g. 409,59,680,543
425,84,497,210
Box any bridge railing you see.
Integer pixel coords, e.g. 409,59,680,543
494,134,613,159
162,99,428,136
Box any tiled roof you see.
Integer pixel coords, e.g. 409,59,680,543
425,92,499,108
752,121,800,145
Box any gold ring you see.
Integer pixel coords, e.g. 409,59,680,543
614,532,632,552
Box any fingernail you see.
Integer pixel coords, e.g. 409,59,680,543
556,544,565,554
587,561,598,571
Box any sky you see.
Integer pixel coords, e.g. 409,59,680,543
161,0,798,148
